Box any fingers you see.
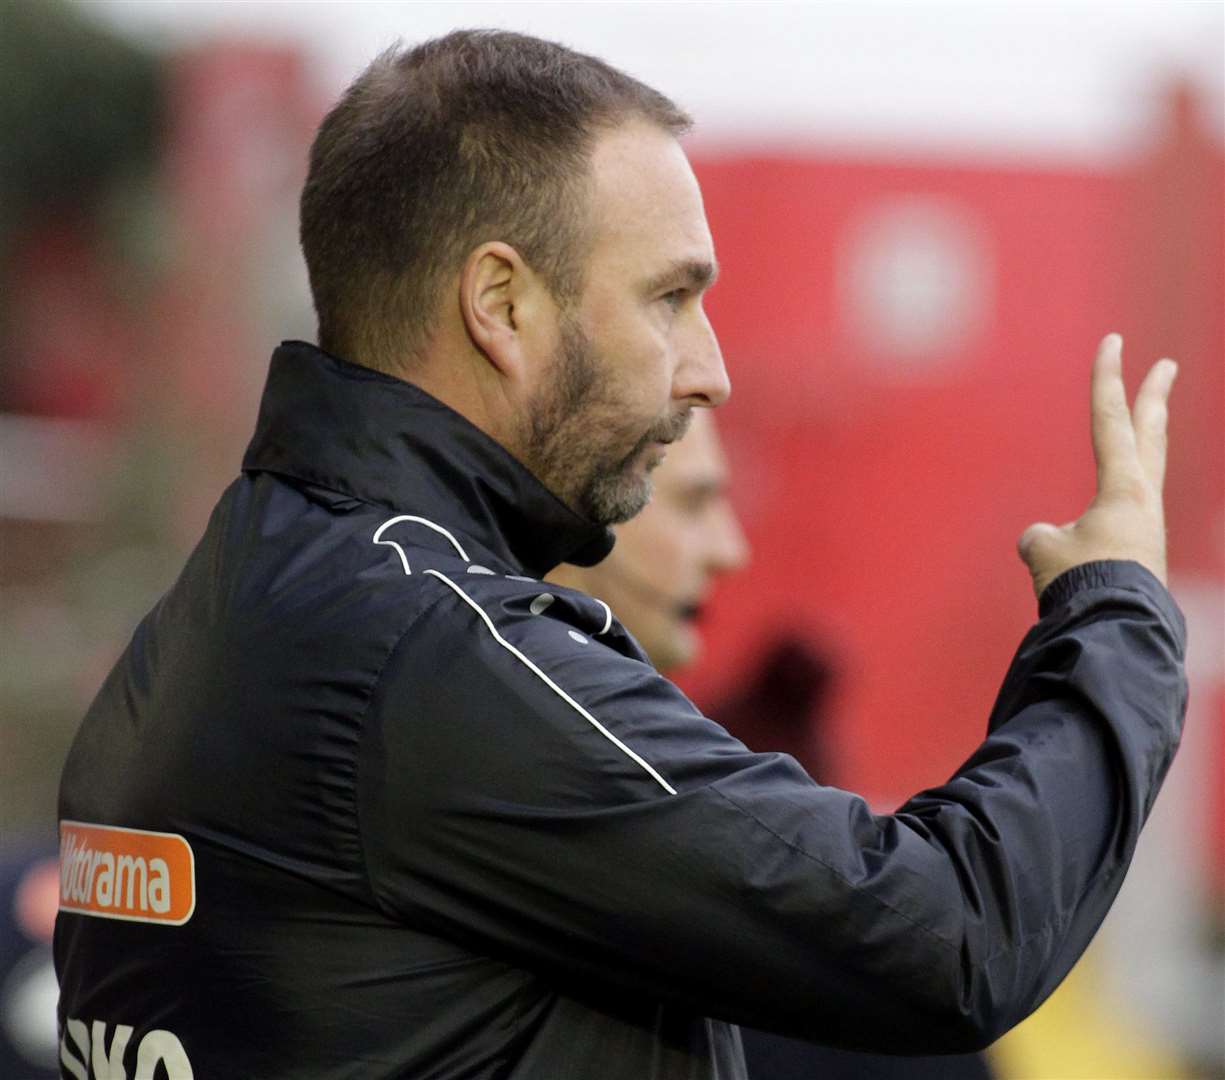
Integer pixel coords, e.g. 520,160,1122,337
1090,333,1138,496
1020,336,1176,601
1131,357,1178,491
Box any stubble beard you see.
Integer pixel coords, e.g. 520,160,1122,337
524,314,691,527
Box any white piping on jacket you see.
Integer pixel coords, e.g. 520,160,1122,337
373,515,470,575
423,569,676,796
593,598,613,637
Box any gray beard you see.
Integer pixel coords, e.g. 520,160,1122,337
523,316,690,526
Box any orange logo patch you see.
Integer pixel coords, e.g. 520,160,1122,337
58,821,195,926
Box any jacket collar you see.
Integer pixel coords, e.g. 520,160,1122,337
241,341,614,576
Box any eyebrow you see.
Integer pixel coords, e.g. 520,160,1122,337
643,257,719,297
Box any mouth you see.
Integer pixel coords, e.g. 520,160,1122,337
646,409,693,448
639,441,671,473
676,601,703,623
622,411,693,474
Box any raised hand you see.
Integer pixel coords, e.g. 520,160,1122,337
1017,333,1178,600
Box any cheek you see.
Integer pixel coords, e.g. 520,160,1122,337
651,530,695,584
617,523,684,586
635,338,674,402
598,317,674,409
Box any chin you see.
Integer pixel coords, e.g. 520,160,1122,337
655,632,699,676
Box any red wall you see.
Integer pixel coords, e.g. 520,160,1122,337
680,113,1222,817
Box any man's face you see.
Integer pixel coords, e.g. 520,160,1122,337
582,410,749,672
521,119,729,526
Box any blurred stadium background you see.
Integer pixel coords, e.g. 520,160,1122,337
1,1,1221,1076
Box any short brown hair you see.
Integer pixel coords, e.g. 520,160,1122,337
300,29,691,371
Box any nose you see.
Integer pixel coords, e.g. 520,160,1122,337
676,309,731,408
708,502,750,574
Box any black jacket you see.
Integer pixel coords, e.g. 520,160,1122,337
55,342,1187,1079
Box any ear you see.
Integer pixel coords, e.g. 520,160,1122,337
459,241,552,381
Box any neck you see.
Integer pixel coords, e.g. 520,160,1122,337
408,341,527,464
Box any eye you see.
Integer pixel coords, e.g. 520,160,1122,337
661,288,687,311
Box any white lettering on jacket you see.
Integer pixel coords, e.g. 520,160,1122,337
59,1017,193,1080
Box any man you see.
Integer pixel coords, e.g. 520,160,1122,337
55,30,1186,1080
547,409,749,675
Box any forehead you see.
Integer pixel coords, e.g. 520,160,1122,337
584,119,715,275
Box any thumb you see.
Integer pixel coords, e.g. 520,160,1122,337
1017,521,1060,566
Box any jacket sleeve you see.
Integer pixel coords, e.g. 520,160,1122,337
356,559,1186,1054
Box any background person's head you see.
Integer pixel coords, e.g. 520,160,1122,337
549,409,749,673
300,29,729,526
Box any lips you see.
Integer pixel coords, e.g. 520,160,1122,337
647,409,693,447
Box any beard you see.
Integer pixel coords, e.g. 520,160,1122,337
522,314,691,526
